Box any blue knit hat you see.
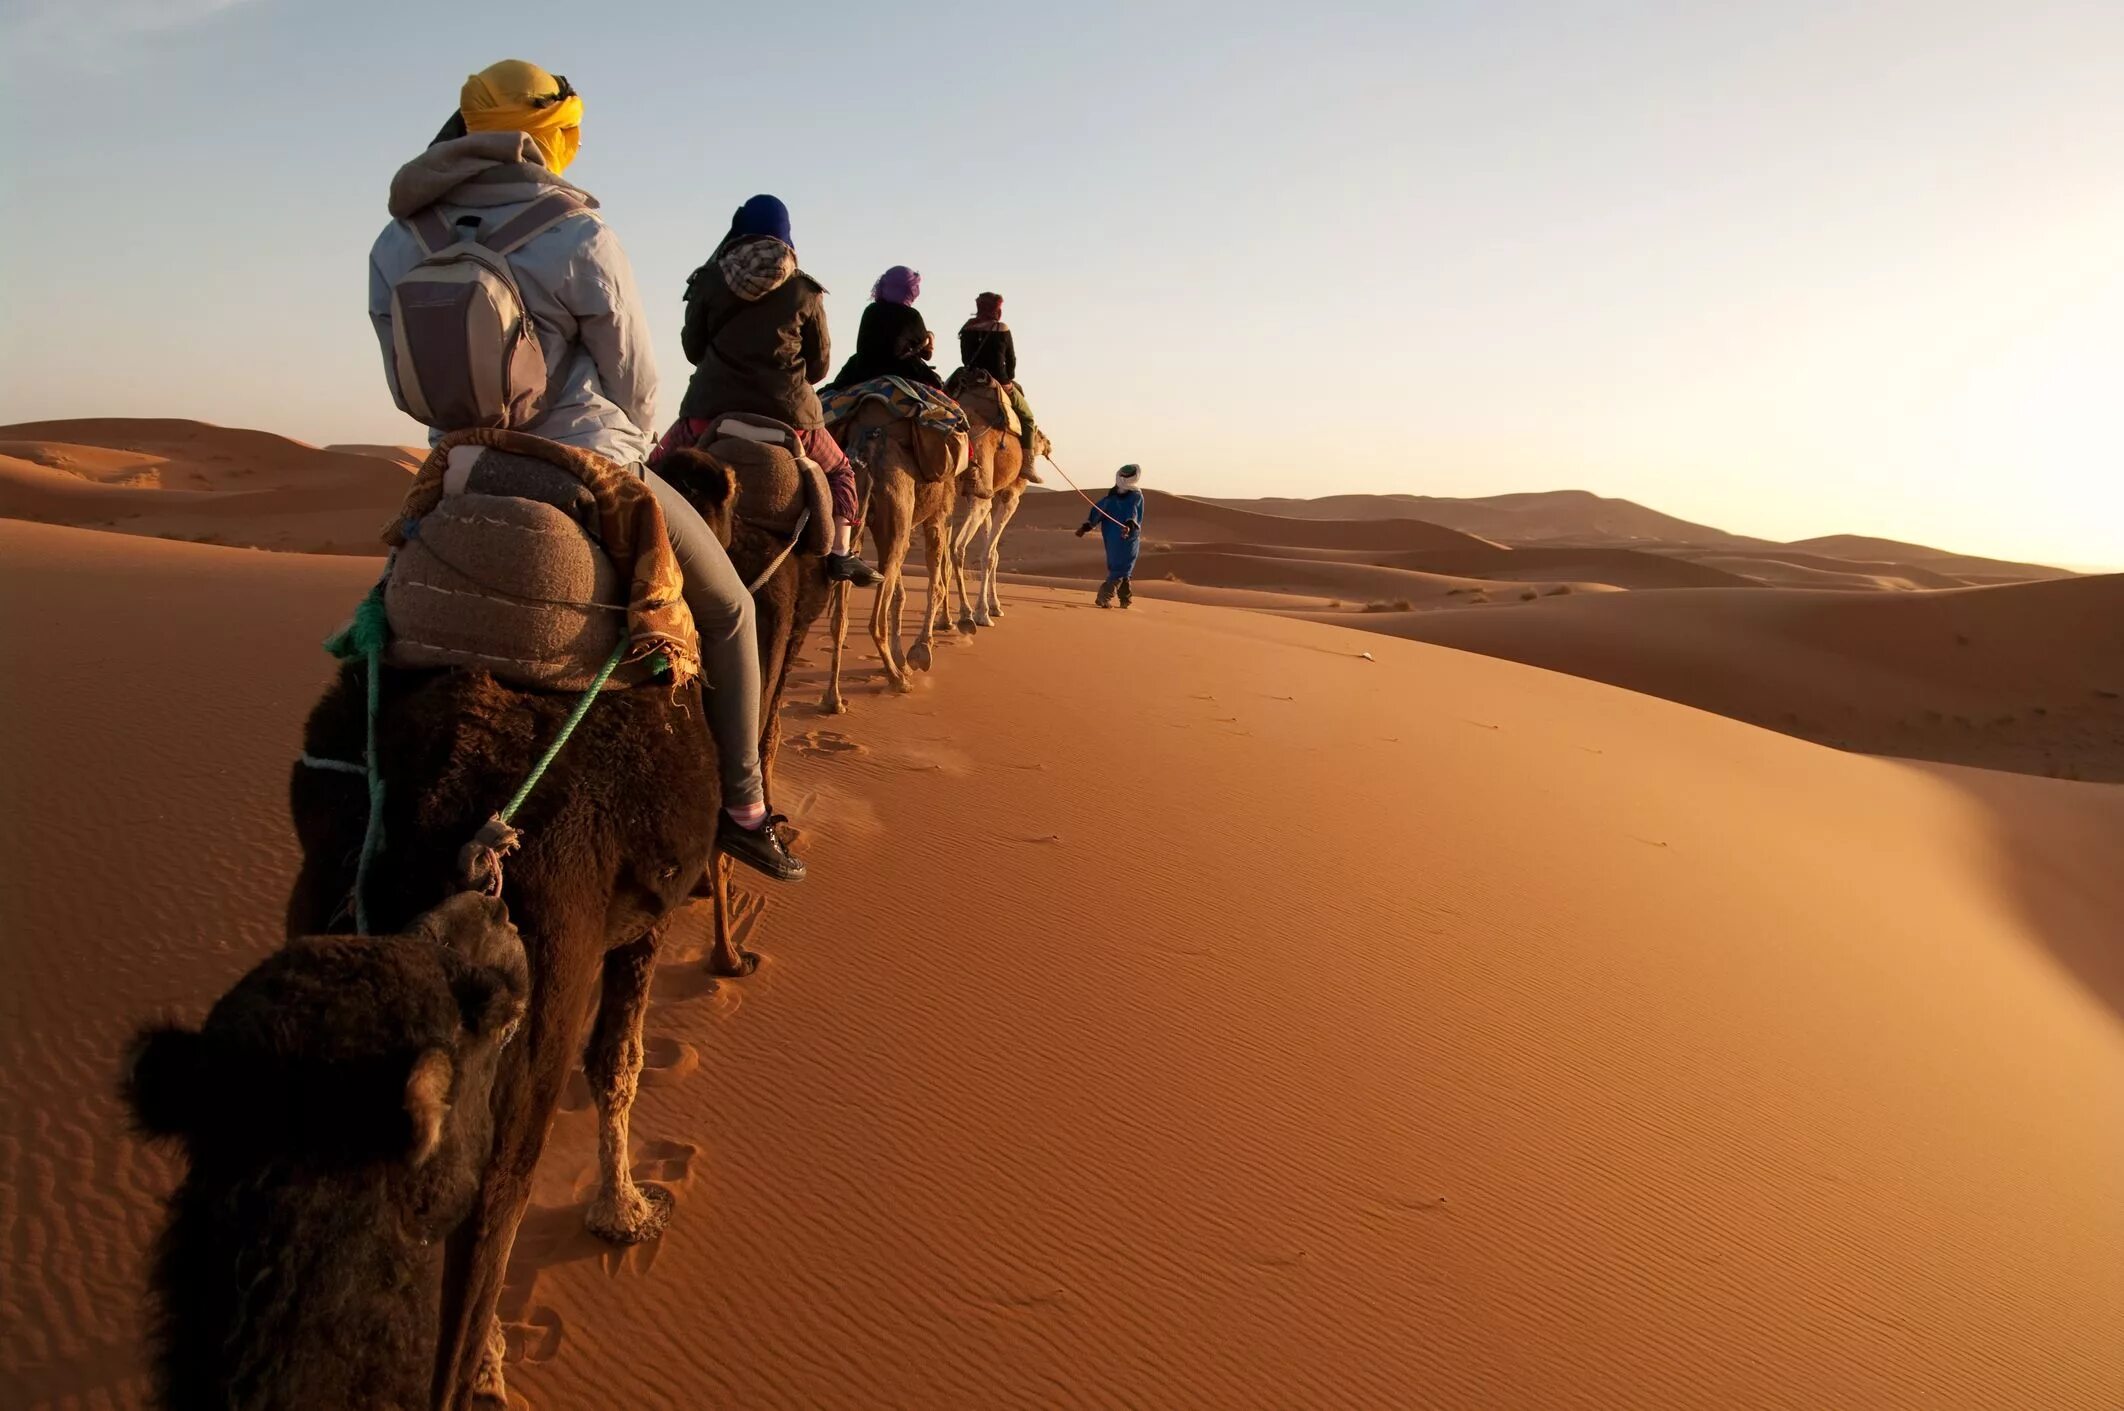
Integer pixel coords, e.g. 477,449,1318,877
730,194,792,248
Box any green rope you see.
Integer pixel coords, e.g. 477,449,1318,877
497,638,628,826
322,580,634,920
323,585,390,934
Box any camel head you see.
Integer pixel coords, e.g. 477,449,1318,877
125,893,529,1179
657,447,741,548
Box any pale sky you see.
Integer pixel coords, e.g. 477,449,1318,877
2,0,2118,568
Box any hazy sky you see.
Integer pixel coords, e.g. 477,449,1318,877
2,0,2118,567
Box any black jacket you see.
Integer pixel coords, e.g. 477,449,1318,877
825,300,942,390
958,319,1016,385
676,239,829,427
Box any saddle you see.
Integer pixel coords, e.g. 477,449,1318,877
818,376,971,486
694,413,832,557
945,367,1021,436
383,443,659,692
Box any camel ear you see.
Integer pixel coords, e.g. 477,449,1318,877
124,1024,208,1139
452,965,527,1044
403,1049,454,1165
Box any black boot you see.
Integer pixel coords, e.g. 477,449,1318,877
1095,577,1117,609
825,552,882,588
718,812,807,883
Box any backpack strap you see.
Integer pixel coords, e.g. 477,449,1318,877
407,208,455,255
476,192,591,255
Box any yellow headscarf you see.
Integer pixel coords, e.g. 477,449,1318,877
460,60,583,175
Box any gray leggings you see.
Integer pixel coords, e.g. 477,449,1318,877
642,468,763,809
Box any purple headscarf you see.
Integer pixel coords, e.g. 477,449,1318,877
871,265,921,305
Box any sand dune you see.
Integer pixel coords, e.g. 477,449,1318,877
3,517,2120,1409
1788,534,2076,584
325,442,427,473
1205,487,1758,548
1303,575,2124,780
1014,487,1498,552
0,418,412,554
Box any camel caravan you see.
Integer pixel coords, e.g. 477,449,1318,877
119,60,1095,1409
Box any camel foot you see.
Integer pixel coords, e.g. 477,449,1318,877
470,1316,508,1407
907,641,933,672
822,693,847,716
585,1180,674,1246
707,947,762,979
956,615,978,636
972,610,993,628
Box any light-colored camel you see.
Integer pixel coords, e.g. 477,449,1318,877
969,426,1050,626
822,400,965,712
936,369,1037,634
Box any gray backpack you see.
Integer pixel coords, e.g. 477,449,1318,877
388,193,587,430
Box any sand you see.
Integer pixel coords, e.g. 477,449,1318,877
0,419,413,555
1302,576,2124,780
4,514,2120,1410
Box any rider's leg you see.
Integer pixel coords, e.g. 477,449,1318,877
798,428,880,586
640,467,804,881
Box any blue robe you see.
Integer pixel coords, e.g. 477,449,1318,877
1084,488,1144,577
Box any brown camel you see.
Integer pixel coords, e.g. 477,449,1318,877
125,893,528,1411
286,449,782,1409
821,401,965,711
688,422,837,932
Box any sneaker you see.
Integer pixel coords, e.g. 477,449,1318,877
1117,581,1134,609
1095,579,1116,609
718,813,807,883
825,553,882,588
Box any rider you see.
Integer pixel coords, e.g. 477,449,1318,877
824,265,944,390
959,291,1037,455
1075,464,1145,609
655,195,880,587
368,61,804,882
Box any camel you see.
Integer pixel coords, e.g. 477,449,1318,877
937,369,1037,634
124,893,529,1411
285,448,790,1409
821,400,964,712
969,425,1050,627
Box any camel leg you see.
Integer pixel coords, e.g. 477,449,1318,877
706,851,760,977
873,510,915,694
583,933,672,1245
908,518,947,673
876,567,913,693
823,580,849,714
951,498,990,635
433,902,605,1411
981,488,1023,624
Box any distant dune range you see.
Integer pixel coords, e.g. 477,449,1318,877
2,419,2112,780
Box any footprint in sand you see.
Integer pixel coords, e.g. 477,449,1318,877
638,1034,700,1088
791,728,865,757
503,1307,565,1366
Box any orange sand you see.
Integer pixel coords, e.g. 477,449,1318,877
1302,577,2124,781
4,515,2120,1410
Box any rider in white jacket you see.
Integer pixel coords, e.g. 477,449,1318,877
367,61,804,882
